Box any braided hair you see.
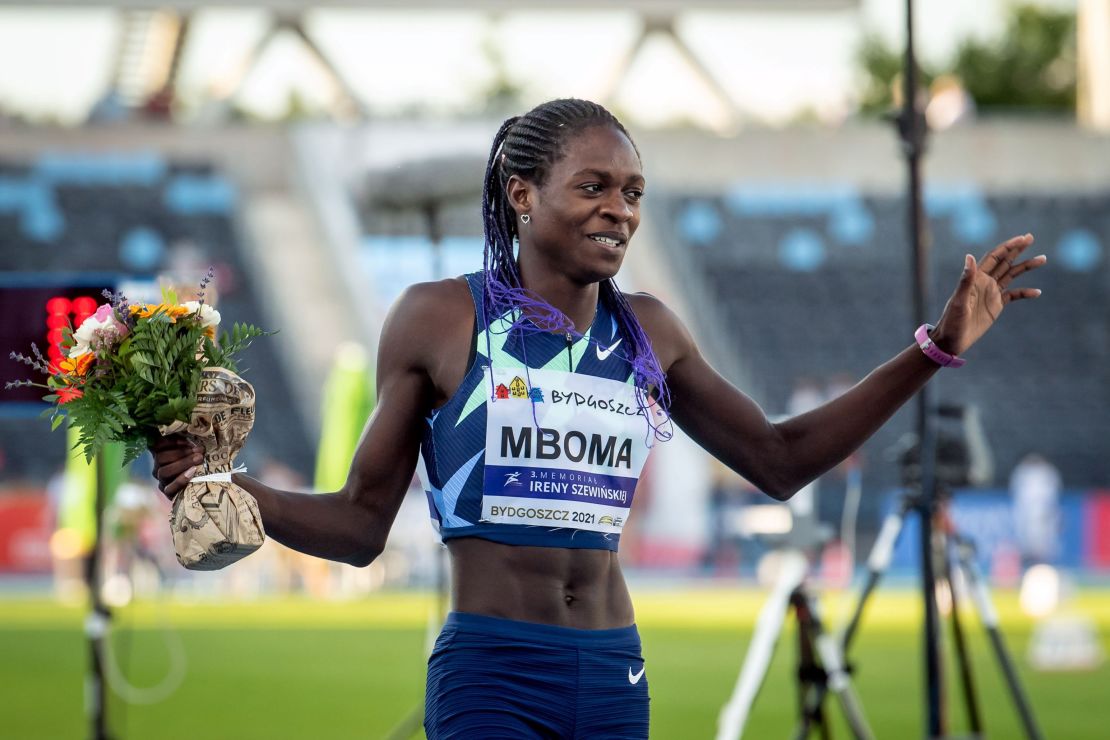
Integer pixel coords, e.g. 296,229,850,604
480,98,671,440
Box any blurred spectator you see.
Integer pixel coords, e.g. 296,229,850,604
1010,452,1062,569
103,474,173,604
700,460,763,574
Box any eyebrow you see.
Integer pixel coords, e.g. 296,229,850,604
571,168,645,184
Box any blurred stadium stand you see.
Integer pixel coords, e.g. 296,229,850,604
656,186,1110,501
0,151,312,479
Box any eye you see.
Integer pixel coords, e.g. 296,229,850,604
580,183,603,194
625,189,645,202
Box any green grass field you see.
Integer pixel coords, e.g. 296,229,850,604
3,588,1108,739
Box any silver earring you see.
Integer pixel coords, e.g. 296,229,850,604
520,214,531,224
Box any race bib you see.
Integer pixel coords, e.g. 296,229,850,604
482,366,654,535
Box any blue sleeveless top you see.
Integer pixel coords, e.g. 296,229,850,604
416,272,658,551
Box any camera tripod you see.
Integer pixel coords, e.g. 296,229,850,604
716,483,874,740
718,472,1044,739
835,488,1044,740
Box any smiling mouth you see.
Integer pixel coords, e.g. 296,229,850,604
589,235,625,248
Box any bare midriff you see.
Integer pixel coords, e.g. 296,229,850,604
447,537,635,630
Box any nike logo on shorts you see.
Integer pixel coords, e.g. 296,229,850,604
596,338,622,361
628,666,645,684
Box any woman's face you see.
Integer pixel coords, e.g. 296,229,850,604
510,124,644,285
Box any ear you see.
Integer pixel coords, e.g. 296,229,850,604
505,174,534,217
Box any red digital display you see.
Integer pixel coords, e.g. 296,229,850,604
72,296,97,314
1,282,115,405
42,293,98,373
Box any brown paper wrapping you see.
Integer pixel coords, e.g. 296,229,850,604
162,367,266,571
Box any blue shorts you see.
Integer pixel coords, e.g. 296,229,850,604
424,612,650,739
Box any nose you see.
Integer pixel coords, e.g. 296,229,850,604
599,193,634,223
601,198,634,222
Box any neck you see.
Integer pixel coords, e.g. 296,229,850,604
514,255,600,334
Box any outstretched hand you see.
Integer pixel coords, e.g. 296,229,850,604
931,233,1045,356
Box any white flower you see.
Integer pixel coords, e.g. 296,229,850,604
69,304,127,358
183,301,221,329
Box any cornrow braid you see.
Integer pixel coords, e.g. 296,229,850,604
480,98,671,441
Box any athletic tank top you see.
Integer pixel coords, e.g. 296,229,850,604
416,272,660,551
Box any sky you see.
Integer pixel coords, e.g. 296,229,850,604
0,1,1078,128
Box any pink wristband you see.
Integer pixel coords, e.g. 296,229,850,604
915,323,965,368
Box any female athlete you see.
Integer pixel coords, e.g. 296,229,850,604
151,98,1044,738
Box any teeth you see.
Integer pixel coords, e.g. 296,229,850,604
591,235,621,246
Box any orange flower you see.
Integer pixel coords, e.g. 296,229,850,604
129,303,190,322
59,353,94,377
57,387,84,404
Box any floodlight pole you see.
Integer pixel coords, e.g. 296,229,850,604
897,0,944,736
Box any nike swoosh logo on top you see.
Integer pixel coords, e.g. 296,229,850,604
628,666,646,684
596,338,622,361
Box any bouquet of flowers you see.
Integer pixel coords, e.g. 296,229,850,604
8,272,273,570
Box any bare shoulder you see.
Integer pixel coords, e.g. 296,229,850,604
623,291,673,327
621,291,696,371
386,277,472,332
379,277,474,366
391,276,472,319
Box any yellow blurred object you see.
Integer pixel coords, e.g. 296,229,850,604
59,421,125,553
314,342,375,492
49,528,85,560
129,303,190,320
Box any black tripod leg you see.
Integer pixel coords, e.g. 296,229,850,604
799,500,911,739
791,589,829,740
795,589,875,740
955,536,1045,740
943,532,983,736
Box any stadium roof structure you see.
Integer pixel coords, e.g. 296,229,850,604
0,0,861,126
17,1,859,9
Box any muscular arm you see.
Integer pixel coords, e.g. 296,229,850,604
632,235,1042,500
153,281,464,566
229,304,431,564
632,295,939,501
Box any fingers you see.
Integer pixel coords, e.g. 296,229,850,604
151,434,200,453
981,233,1034,279
1003,287,1043,304
161,472,196,500
999,253,1047,289
154,452,202,483
961,253,977,282
151,447,204,500
157,463,199,500
948,253,978,300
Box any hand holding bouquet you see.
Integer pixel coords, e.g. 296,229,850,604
8,273,273,570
